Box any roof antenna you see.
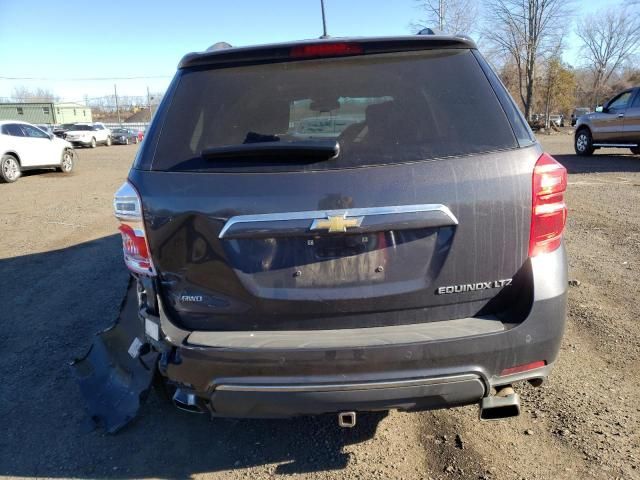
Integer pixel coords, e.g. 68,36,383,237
319,0,329,38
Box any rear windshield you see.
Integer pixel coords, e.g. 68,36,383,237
152,49,518,172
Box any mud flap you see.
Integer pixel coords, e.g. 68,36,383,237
71,278,159,433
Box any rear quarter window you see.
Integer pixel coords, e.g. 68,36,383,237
151,49,518,172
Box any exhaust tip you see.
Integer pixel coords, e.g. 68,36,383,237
480,387,521,421
172,389,205,414
338,411,357,428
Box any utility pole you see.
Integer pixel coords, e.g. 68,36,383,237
147,86,153,122
114,84,121,124
439,0,444,31
320,0,328,38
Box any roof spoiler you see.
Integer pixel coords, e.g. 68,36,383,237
179,35,477,70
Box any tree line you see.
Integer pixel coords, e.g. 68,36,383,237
6,1,640,126
413,0,640,123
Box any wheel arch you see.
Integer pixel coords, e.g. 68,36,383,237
575,124,592,138
2,151,21,165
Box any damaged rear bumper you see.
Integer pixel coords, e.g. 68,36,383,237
71,280,158,433
147,249,566,419
73,249,566,430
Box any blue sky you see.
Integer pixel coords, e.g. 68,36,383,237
0,0,622,101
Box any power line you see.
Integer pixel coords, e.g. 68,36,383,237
0,75,172,81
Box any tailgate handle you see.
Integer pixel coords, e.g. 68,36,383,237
219,204,458,239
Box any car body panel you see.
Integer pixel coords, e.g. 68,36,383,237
622,91,640,142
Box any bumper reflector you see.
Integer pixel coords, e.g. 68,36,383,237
500,360,546,376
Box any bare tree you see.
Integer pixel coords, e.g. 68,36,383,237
411,0,479,35
11,86,58,102
483,0,570,120
576,7,640,106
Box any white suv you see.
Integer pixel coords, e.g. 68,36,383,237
64,123,112,148
0,121,74,183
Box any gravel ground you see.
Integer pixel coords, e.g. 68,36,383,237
0,136,638,480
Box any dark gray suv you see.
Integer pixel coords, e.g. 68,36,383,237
76,35,568,432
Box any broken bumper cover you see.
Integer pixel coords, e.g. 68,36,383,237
73,247,566,427
71,281,158,433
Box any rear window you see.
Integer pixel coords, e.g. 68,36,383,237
152,49,518,172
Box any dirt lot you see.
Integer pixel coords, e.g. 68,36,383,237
0,136,639,480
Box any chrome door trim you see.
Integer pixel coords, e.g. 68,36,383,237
592,143,638,148
218,204,459,238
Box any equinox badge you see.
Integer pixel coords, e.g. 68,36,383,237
310,214,364,233
436,279,512,295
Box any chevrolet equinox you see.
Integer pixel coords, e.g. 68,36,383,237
76,34,568,432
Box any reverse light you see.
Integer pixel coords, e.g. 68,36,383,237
114,181,155,275
290,42,363,59
529,153,567,257
500,360,546,376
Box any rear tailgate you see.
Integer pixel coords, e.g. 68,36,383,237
132,145,537,331
132,45,536,331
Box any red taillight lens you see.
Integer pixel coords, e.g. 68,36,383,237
290,42,363,59
529,153,567,257
501,360,546,376
114,181,155,276
119,224,149,260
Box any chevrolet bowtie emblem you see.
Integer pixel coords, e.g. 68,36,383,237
310,214,364,233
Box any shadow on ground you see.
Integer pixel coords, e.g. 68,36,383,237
553,152,640,174
0,235,384,479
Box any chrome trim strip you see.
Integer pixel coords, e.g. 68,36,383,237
215,373,480,393
218,204,458,238
592,143,638,148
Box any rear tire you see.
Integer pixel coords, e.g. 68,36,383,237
630,147,640,155
134,137,139,144
57,149,74,174
106,136,112,147
125,138,129,145
575,129,594,156
90,137,97,148
0,154,21,183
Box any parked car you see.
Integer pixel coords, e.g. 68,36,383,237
75,35,568,432
570,107,590,127
53,123,76,138
549,114,564,127
574,87,640,156
64,123,112,147
136,129,144,143
111,128,140,145
0,120,74,183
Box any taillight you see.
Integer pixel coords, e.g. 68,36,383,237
113,181,155,275
290,42,363,59
529,153,567,257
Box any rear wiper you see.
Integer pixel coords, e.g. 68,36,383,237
201,140,339,161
